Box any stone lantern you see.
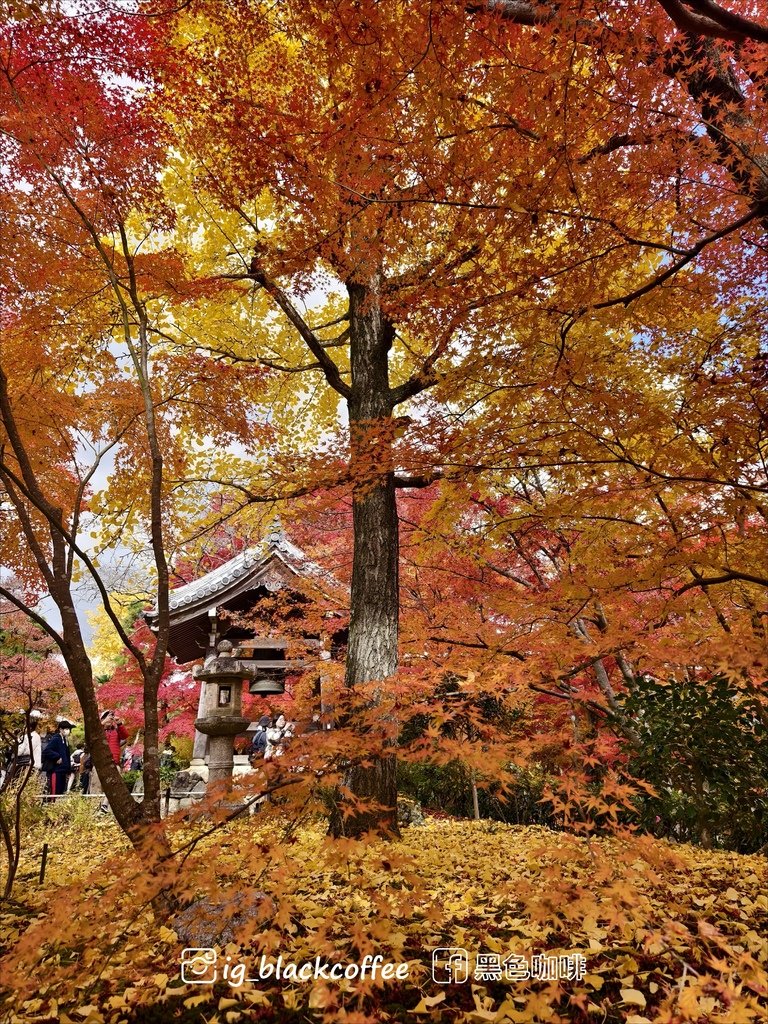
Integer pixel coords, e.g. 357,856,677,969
193,640,253,786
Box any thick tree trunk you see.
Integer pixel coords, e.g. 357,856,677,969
329,276,401,838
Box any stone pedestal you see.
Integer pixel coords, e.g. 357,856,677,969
131,770,207,815
194,715,249,786
192,640,252,790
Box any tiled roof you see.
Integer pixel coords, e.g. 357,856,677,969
150,525,337,619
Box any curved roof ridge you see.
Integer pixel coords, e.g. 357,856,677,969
151,531,339,618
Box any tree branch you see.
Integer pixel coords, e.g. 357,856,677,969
393,473,441,488
259,358,324,374
481,0,768,43
0,585,64,647
657,0,768,44
673,569,768,594
593,204,764,311
247,263,352,400
428,635,526,659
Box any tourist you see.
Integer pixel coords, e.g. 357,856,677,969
70,744,84,791
80,746,93,794
265,714,286,760
42,718,74,799
100,710,128,764
95,711,128,813
15,709,43,774
304,712,323,734
250,715,271,762
160,738,177,769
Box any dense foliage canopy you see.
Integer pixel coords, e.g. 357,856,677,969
1,0,767,1019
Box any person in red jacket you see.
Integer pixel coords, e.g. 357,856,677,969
100,710,128,764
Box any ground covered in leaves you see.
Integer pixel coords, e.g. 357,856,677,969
1,808,767,1024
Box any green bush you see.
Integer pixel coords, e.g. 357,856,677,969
619,675,768,852
397,758,557,826
122,769,142,792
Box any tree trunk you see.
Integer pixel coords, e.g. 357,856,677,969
329,275,400,838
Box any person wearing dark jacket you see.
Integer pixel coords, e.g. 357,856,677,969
42,719,73,799
250,715,271,761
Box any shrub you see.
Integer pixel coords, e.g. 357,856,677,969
620,675,768,852
0,769,46,834
397,758,557,826
42,792,102,829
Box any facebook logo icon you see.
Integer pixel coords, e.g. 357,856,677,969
431,948,470,984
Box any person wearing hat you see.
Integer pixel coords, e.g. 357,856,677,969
100,710,128,764
41,718,73,798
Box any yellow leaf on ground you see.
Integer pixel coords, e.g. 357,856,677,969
411,992,446,1013
620,989,647,1008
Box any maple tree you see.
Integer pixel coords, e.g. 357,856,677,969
0,1,767,1017
154,0,768,836
0,0,273,851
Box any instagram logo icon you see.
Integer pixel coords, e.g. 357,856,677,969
431,947,469,984
181,948,218,984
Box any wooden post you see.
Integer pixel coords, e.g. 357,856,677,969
471,775,481,821
39,843,48,884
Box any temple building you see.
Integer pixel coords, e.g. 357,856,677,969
146,523,345,771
